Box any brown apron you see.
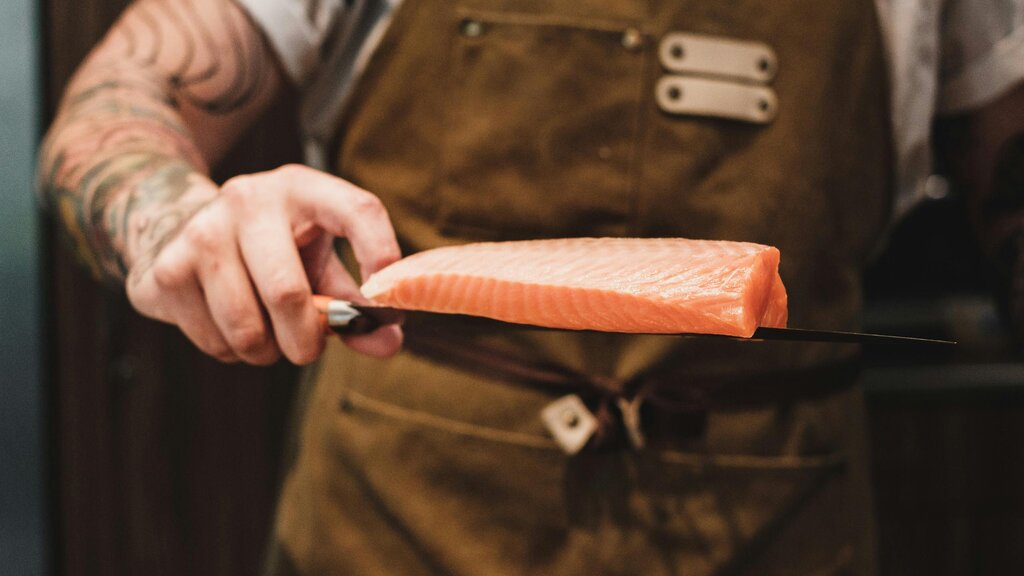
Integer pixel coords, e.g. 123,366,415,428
266,0,891,574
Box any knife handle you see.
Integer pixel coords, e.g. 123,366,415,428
312,295,404,336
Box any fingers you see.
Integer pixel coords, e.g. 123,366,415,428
316,252,403,358
230,165,402,363
179,204,283,365
300,233,353,298
235,213,324,365
128,164,404,366
172,277,241,364
341,326,404,358
194,236,281,366
275,165,402,282
128,237,245,364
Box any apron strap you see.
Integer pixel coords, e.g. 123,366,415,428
405,332,862,449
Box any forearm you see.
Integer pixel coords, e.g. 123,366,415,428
39,69,217,281
38,0,281,283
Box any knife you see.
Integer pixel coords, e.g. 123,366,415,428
312,296,957,346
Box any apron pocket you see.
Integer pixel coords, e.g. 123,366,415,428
439,10,647,239
319,349,863,575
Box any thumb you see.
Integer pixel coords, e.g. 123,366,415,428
317,250,404,358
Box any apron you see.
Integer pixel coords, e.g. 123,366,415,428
266,0,891,573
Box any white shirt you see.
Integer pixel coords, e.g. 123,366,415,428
236,0,1024,218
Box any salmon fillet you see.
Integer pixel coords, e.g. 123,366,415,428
361,238,788,337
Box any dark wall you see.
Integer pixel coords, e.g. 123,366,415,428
870,390,1024,575
862,177,1024,574
43,1,302,574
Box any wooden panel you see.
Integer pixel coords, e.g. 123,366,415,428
42,1,303,575
869,392,1024,576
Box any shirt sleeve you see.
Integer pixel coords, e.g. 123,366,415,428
938,0,1024,113
232,0,345,85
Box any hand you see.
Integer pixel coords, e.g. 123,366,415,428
126,164,403,365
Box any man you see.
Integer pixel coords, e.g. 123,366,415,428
38,0,1024,574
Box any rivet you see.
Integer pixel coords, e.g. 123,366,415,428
668,86,682,101
461,19,484,37
758,99,770,112
670,43,684,59
621,28,643,51
757,57,771,72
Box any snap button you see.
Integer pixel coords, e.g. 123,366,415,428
461,18,484,37
621,27,643,51
541,395,599,455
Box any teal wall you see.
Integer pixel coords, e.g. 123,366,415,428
0,0,46,572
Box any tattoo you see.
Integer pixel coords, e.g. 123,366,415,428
127,194,214,287
38,0,275,283
108,0,268,115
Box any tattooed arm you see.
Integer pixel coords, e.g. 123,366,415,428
39,0,402,364
40,0,276,279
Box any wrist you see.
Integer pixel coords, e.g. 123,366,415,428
120,163,219,276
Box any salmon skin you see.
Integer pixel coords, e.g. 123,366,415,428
361,238,787,338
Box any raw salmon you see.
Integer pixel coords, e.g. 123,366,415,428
361,238,788,337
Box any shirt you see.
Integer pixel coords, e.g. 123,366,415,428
235,0,1024,218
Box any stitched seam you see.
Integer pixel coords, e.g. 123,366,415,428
454,8,643,33
652,448,846,471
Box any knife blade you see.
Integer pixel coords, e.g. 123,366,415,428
312,296,957,346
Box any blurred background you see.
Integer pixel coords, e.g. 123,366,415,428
2,1,1022,575
0,0,45,574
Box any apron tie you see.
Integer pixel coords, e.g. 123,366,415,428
404,333,860,454
404,334,702,453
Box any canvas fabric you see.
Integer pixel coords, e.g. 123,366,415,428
265,0,891,573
